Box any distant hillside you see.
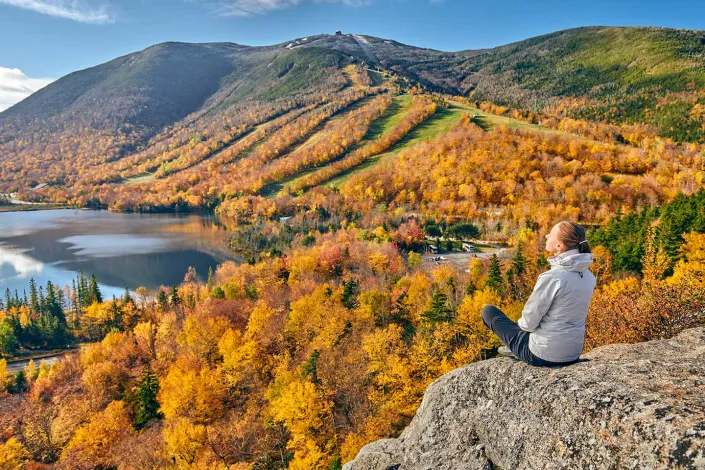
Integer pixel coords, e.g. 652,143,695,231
0,41,349,135
1,42,239,130
294,28,705,143
2,26,705,202
456,27,705,142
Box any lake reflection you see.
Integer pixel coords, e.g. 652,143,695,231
0,209,237,298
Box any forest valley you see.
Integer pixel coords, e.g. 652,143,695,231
0,186,704,468
0,47,705,468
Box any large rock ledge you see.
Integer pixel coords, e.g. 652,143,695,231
344,327,705,470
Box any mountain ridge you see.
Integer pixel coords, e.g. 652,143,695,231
3,25,705,199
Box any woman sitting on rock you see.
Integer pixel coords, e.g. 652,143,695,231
482,221,597,367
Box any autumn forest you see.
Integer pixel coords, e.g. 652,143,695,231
0,27,705,469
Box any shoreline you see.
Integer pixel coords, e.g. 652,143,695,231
0,204,73,213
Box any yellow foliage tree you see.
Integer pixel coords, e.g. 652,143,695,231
0,437,30,469
178,314,231,366
0,359,9,392
668,232,705,287
267,378,333,470
454,288,505,363
61,400,133,468
641,225,670,283
590,245,614,286
163,417,207,467
159,356,226,424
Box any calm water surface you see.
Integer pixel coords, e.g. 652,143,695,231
0,209,237,299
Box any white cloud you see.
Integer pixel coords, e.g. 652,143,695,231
0,67,54,112
0,0,114,23
213,0,300,16
212,0,368,16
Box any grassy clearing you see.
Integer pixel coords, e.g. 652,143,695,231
367,69,386,86
265,94,412,197
257,95,384,198
326,103,469,187
451,101,575,137
122,173,155,186
342,64,368,88
359,95,413,143
325,100,596,187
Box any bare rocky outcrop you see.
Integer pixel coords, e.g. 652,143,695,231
344,327,705,470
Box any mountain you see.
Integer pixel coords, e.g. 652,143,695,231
0,40,348,135
2,26,705,200
4,27,705,142
293,27,705,142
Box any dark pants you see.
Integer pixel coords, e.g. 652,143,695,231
481,305,574,367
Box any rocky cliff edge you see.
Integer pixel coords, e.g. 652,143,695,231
343,327,705,470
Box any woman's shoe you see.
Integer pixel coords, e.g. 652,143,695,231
498,346,518,359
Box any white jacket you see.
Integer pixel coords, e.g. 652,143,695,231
517,249,596,363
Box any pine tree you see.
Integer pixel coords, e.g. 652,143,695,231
38,286,46,314
3,289,11,311
421,290,455,324
156,290,168,310
89,275,103,304
486,254,504,294
29,279,39,313
44,281,63,319
134,365,162,429
122,288,133,305
341,279,359,309
78,270,89,307
108,300,123,331
465,281,477,296
512,243,528,277
300,350,320,385
206,267,214,288
170,286,182,307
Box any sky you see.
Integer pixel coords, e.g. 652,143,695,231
1,0,704,111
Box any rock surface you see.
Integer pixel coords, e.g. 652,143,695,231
343,327,705,470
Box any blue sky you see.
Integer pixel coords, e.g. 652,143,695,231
1,0,704,110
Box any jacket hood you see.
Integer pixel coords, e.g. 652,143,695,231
548,248,594,272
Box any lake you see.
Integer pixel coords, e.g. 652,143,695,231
0,209,237,300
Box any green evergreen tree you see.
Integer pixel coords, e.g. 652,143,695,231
512,243,528,277
89,275,103,304
122,288,133,305
341,279,360,309
78,270,89,308
29,278,39,313
11,370,27,394
134,365,162,429
421,290,455,324
156,290,168,310
300,350,320,385
38,286,46,314
465,281,477,296
207,267,214,288
108,300,124,331
170,286,182,307
44,281,63,319
485,254,504,294
537,253,549,270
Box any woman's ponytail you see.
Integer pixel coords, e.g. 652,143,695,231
577,239,592,254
